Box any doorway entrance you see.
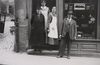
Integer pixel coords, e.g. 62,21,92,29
29,0,59,50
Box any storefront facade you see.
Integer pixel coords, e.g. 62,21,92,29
57,0,100,54
15,0,100,54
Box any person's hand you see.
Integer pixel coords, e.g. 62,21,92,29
47,29,50,32
47,28,50,33
59,35,62,39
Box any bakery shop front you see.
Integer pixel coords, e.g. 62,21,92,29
15,0,100,55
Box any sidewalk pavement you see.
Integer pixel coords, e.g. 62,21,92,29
0,16,15,51
0,51,100,65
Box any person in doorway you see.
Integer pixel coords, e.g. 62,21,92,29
40,0,50,43
58,12,77,59
48,6,58,45
29,7,45,52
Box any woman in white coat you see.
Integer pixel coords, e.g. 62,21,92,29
40,0,50,43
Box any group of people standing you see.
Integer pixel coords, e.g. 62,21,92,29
29,0,77,59
30,0,58,47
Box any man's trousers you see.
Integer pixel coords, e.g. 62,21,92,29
58,32,72,57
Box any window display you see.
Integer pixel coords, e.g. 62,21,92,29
64,0,98,39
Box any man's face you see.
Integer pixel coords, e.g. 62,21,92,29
68,14,72,18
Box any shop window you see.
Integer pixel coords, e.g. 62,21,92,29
74,10,96,39
64,0,98,39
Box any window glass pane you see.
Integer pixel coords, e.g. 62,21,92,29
64,0,98,39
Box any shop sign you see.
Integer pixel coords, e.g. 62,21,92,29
74,3,85,10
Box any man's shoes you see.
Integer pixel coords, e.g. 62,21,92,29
67,56,70,59
57,55,63,58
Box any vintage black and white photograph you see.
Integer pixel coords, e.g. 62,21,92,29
0,0,100,65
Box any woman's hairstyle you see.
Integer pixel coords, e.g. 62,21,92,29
52,6,56,11
41,0,46,3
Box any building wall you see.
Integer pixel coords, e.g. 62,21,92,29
71,40,100,54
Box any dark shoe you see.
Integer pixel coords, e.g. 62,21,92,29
57,55,63,58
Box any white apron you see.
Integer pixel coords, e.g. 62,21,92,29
48,15,58,38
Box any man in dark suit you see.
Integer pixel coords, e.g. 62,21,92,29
58,12,77,59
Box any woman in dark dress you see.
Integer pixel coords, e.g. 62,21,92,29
29,7,46,51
